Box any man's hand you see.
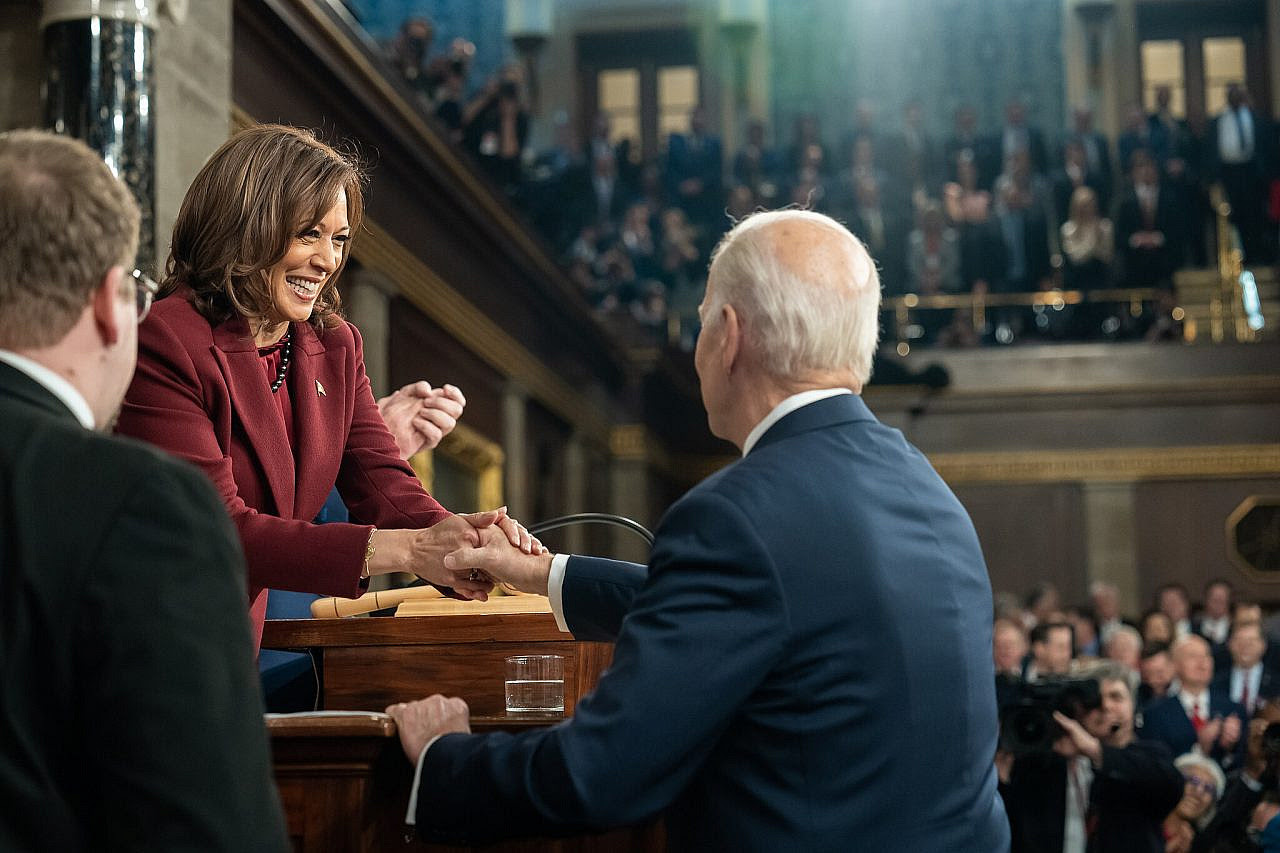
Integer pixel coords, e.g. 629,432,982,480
1197,716,1224,755
377,381,466,460
459,506,545,556
385,695,471,762
1220,713,1242,750
1052,711,1103,766
445,525,555,596
408,514,494,600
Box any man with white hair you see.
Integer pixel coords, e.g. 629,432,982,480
1139,634,1247,771
386,210,1010,850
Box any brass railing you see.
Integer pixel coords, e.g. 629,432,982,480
880,288,1166,352
1210,184,1264,343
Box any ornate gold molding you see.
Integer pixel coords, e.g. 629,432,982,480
609,425,671,471
930,444,1280,485
409,422,505,511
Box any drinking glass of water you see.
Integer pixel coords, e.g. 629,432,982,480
505,654,565,714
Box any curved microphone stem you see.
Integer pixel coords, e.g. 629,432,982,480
528,513,654,547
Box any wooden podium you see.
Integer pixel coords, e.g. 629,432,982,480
260,613,662,851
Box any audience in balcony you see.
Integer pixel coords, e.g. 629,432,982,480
378,14,1277,350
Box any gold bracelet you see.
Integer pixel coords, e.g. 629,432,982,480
362,528,377,579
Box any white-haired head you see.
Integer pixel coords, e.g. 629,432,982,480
702,209,882,388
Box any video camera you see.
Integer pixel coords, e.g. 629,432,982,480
999,677,1101,756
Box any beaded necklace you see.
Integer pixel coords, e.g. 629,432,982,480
268,332,292,393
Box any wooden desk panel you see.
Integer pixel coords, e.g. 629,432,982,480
262,614,614,715
261,616,661,851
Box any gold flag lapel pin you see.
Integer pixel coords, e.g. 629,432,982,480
315,379,326,397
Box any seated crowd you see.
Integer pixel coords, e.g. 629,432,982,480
995,578,1280,852
380,16,1278,349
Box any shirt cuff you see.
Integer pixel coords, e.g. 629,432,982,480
549,553,571,633
404,735,444,826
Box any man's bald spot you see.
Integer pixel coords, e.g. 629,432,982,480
1171,633,1210,659
741,215,875,296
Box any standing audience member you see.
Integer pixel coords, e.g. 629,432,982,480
1060,186,1114,291
1145,609,1179,647
1066,105,1114,212
1116,151,1182,291
1001,662,1183,853
995,617,1030,677
1000,98,1049,177
732,119,782,206
1092,580,1130,645
1140,642,1176,708
1106,626,1144,674
1026,622,1075,681
1139,635,1246,772
1208,83,1271,264
1198,579,1236,647
666,107,724,230
1217,621,1278,717
1117,104,1153,177
1159,583,1195,639
945,104,999,189
0,129,288,851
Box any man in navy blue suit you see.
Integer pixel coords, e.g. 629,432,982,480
1138,634,1246,772
387,210,1010,851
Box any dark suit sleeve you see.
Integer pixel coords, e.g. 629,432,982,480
560,555,647,642
75,461,288,851
1095,741,1183,820
417,490,789,844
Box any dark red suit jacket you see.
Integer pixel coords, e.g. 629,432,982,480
117,289,451,650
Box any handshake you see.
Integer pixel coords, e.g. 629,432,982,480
368,507,554,600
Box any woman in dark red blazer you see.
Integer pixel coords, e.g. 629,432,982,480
117,125,528,651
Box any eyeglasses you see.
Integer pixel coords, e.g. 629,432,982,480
131,269,159,321
1183,775,1218,798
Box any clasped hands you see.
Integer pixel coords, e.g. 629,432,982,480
385,522,558,761
366,508,547,600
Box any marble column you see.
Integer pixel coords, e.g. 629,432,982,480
562,432,586,554
343,269,398,397
41,0,157,273
502,382,529,518
1082,481,1139,617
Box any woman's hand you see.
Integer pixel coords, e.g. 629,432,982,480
460,506,545,556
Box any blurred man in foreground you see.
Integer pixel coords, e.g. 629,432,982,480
0,129,286,851
388,209,1009,851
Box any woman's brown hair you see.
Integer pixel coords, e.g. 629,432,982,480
163,124,365,333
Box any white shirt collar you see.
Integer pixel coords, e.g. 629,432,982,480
0,349,95,429
741,388,853,456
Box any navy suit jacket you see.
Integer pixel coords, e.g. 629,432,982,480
1137,691,1247,768
418,395,1009,851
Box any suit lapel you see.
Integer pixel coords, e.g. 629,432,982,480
288,324,341,517
211,318,295,517
749,393,876,455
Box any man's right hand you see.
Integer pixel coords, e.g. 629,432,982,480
1197,716,1224,755
444,525,554,596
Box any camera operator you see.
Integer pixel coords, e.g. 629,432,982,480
1000,661,1183,853
1186,698,1280,852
